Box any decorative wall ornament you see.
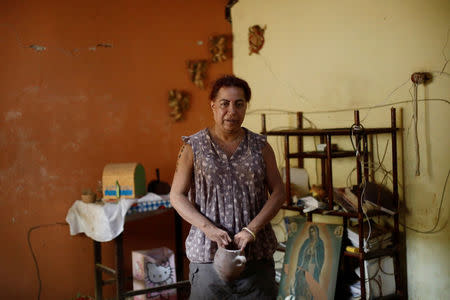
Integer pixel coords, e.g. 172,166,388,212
168,89,190,121
248,25,266,55
209,34,231,63
187,60,208,89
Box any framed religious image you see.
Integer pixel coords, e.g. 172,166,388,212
277,216,343,300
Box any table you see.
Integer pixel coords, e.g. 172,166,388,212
93,207,190,300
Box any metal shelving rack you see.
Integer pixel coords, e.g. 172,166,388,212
261,108,403,299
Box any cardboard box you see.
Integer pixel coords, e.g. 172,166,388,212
102,162,146,202
132,247,177,300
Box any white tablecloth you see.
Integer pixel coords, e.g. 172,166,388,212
66,198,136,242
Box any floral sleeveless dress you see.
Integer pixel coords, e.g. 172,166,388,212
182,128,278,263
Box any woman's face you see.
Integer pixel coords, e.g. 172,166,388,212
211,86,247,134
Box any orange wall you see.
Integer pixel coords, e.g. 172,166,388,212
0,0,232,299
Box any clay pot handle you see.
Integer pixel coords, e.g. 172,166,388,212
234,255,247,267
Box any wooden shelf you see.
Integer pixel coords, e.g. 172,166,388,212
263,109,401,299
343,246,397,260
281,205,397,218
374,294,403,300
264,127,397,136
287,150,356,159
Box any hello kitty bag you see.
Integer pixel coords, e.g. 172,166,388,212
132,247,177,299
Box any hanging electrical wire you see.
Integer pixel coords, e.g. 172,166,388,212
412,80,420,176
27,222,68,300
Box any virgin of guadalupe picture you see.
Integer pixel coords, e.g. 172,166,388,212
277,216,343,300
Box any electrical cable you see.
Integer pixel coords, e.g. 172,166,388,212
247,98,450,117
360,180,372,252
348,124,374,250
360,78,411,122
27,222,68,300
332,120,447,236
378,257,395,276
440,28,450,74
412,83,420,176
400,168,450,234
373,135,390,177
347,124,378,252
258,54,311,105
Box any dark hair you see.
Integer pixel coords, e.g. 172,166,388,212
209,75,251,102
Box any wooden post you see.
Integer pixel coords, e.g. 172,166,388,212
320,136,326,187
325,134,334,210
284,135,292,205
261,114,266,134
354,110,362,186
354,109,366,299
391,107,402,296
297,112,304,168
363,134,369,181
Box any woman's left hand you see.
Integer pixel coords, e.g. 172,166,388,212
234,230,255,250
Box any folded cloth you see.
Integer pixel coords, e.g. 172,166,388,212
127,198,171,214
136,192,169,203
66,198,136,242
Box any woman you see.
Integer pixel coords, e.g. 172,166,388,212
170,75,285,299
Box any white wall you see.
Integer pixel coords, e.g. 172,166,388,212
232,0,450,298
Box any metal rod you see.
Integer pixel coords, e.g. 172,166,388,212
95,263,116,275
102,278,116,286
123,280,190,297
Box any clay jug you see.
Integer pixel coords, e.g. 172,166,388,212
213,246,247,282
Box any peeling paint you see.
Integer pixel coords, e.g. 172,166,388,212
63,142,80,152
75,129,90,144
4,111,22,121
103,111,124,134
99,94,113,101
39,167,59,180
40,167,48,177
29,44,46,52
23,85,40,95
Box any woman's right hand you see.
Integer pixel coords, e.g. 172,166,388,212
203,225,232,248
